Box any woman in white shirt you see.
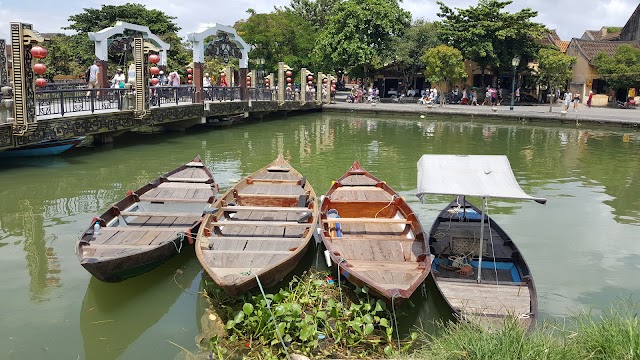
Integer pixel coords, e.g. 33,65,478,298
111,68,126,88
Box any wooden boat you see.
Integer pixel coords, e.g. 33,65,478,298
0,136,85,157
319,161,431,303
428,197,538,328
76,156,217,282
195,154,318,296
417,154,546,329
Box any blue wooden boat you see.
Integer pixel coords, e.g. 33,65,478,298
0,137,85,158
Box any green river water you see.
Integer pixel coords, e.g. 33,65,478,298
1,111,639,359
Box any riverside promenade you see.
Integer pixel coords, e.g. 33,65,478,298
324,100,640,127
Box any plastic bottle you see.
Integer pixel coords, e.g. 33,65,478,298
93,221,101,236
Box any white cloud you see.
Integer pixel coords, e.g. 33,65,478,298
0,0,636,45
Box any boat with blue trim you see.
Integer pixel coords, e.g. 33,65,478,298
0,137,85,157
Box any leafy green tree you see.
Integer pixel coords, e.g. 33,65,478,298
536,48,575,112
314,0,410,80
421,45,467,106
390,19,441,94
63,3,191,76
437,0,545,88
594,45,640,93
234,8,317,73
41,34,94,80
288,0,340,29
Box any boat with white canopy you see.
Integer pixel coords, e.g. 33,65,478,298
416,154,546,329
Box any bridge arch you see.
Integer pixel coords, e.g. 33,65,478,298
88,21,170,66
187,23,249,69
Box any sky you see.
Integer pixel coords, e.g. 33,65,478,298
0,0,638,43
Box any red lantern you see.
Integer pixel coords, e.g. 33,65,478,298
187,79,193,84
148,54,160,64
331,85,336,91
286,70,292,77
287,83,292,87
150,78,159,86
150,66,160,75
187,74,193,80
286,77,292,83
323,78,328,84
187,68,193,74
331,80,336,84
307,75,313,81
35,78,47,87
308,81,313,86
246,76,251,81
33,63,47,75
30,46,48,59
246,81,252,87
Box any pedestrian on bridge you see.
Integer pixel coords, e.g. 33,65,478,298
169,71,181,86
86,60,100,97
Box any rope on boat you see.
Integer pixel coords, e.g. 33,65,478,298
391,293,401,351
173,233,184,253
252,272,290,360
374,195,398,218
337,257,346,308
484,204,499,286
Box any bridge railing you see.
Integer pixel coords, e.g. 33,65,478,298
36,88,125,117
148,85,195,107
203,86,242,102
248,88,275,101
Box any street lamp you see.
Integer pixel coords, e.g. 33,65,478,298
510,55,520,111
255,58,265,88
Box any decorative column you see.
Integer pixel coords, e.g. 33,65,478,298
192,63,203,103
10,22,46,135
300,68,313,105
0,38,10,124
133,37,148,116
277,62,292,105
317,72,326,105
249,70,257,88
240,68,248,101
96,60,109,90
325,75,336,104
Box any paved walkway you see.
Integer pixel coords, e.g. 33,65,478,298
325,100,640,127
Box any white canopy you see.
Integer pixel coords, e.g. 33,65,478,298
416,154,547,204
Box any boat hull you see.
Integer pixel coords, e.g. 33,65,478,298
0,137,85,157
428,198,537,329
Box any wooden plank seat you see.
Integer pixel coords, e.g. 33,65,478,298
185,162,204,167
322,218,411,224
165,176,211,183
204,250,294,255
219,206,312,212
329,235,415,241
99,227,188,232
83,244,159,250
157,182,213,189
138,196,212,203
206,236,304,241
236,193,302,198
341,259,426,270
120,211,201,217
247,178,300,184
210,221,313,227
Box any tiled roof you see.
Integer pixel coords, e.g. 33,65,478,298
538,30,569,53
582,28,622,41
557,41,570,53
570,38,640,64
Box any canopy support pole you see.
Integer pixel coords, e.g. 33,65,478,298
477,197,487,283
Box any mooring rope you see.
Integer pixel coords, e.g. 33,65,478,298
391,292,401,351
252,272,290,360
484,204,499,286
172,233,184,253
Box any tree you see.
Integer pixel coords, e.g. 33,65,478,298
594,45,640,94
288,0,341,29
42,34,95,80
63,3,191,76
234,8,317,73
421,45,467,106
437,0,546,88
390,19,441,94
536,48,575,112
314,0,411,80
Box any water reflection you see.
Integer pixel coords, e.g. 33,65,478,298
80,252,200,360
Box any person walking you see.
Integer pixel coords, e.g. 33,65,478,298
573,92,580,112
169,71,180,86
563,90,572,111
111,68,125,88
86,60,100,97
587,90,593,108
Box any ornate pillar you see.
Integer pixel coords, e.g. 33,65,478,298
240,67,247,101
133,37,148,115
0,38,10,124
300,69,313,105
10,22,45,135
325,74,335,104
193,62,204,103
317,72,326,105
277,62,292,105
96,60,109,89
